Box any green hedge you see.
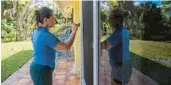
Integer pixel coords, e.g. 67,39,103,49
131,52,171,85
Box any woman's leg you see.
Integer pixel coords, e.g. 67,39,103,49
111,61,132,85
30,62,54,85
111,64,123,85
30,62,42,85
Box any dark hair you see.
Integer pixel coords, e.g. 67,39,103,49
35,7,53,26
110,7,129,18
110,7,129,27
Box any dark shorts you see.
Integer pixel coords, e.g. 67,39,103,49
111,60,132,84
30,62,54,85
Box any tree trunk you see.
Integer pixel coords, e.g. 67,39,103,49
15,1,20,41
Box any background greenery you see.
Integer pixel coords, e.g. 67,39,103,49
1,1,71,43
100,1,171,84
1,0,72,82
101,1,171,40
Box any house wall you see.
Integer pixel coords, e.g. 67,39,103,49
73,1,81,73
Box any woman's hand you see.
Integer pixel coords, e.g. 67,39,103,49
71,23,79,33
101,40,113,49
55,23,79,51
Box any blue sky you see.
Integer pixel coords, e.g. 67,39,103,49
133,0,162,7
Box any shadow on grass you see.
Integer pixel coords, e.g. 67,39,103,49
131,52,171,85
1,50,33,82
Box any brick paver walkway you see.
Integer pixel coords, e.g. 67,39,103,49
2,49,159,85
99,50,159,85
2,50,80,85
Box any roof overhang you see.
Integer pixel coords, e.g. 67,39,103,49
56,1,74,18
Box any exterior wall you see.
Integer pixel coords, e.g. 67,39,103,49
55,1,81,73
73,1,81,73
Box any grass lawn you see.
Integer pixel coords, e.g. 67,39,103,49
101,35,171,67
1,41,33,60
1,41,33,82
130,40,171,67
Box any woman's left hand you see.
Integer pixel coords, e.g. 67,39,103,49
71,23,79,33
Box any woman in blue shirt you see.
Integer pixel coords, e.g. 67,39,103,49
101,7,132,85
30,7,79,85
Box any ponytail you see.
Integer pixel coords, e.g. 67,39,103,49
34,7,53,27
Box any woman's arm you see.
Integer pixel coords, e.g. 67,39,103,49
101,30,121,50
54,23,79,51
57,32,66,36
101,40,113,50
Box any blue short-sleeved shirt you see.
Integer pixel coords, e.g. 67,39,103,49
107,27,131,65
31,27,60,69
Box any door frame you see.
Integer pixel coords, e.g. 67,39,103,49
93,1,100,85
80,1,100,85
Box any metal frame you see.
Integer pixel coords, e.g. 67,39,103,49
81,1,94,85
80,1,86,85
80,1,101,85
93,1,100,85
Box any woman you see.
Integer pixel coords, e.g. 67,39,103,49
30,7,79,85
101,7,132,85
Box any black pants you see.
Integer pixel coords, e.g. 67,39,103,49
111,61,132,85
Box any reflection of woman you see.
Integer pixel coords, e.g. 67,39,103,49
101,7,132,85
30,7,79,85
